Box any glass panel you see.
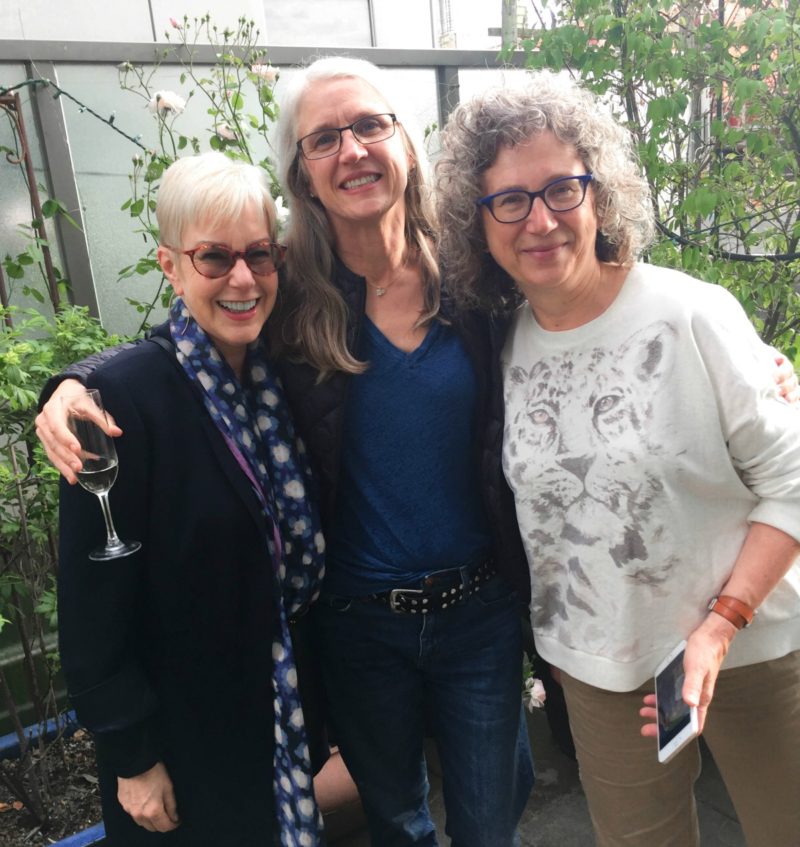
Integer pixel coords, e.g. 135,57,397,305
373,0,433,48
149,0,268,42
458,68,531,101
264,0,372,46
55,61,281,336
0,65,58,320
0,0,153,41
450,2,503,49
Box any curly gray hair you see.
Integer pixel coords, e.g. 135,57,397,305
436,70,655,313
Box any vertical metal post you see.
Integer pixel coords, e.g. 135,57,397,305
25,61,99,318
1,92,61,311
0,263,13,328
366,0,378,46
436,65,460,130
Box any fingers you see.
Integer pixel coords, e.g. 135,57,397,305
164,781,180,825
773,351,800,404
682,669,712,735
35,409,81,484
695,704,708,735
780,382,800,406
639,698,658,738
62,391,122,436
35,381,123,483
682,644,720,711
128,801,180,833
117,763,180,833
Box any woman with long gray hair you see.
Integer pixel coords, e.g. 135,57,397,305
268,56,534,847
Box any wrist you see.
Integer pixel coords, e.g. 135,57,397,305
695,610,738,652
707,594,757,630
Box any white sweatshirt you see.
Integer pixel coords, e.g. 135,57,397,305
502,263,800,691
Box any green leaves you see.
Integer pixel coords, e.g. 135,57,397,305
682,188,719,218
520,0,800,351
646,94,688,123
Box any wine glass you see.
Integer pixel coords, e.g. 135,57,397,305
62,389,141,561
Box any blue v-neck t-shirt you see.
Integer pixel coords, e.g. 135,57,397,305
324,317,492,595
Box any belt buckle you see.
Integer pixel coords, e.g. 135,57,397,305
389,588,424,612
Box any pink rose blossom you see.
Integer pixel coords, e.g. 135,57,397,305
251,63,278,84
216,123,237,141
523,677,546,712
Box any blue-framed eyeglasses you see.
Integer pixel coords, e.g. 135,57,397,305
477,174,594,223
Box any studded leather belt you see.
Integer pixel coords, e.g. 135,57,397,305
365,558,497,614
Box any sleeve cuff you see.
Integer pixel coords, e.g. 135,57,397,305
92,720,160,777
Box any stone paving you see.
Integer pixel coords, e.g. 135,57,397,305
332,707,745,846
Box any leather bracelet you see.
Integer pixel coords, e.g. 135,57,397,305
707,595,757,629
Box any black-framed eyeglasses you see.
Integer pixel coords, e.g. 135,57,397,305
297,113,398,160
477,174,594,223
164,240,286,278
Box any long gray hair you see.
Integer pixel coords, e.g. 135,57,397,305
275,56,440,375
436,70,655,313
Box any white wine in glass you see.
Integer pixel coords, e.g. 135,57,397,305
63,388,141,561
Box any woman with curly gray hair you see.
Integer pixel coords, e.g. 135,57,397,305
437,71,653,313
437,70,800,847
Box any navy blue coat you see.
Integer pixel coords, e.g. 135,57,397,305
58,330,277,846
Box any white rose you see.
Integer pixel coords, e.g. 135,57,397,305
148,90,186,115
216,122,236,141
274,195,290,231
251,63,278,83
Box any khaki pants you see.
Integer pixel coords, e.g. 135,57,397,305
559,650,800,847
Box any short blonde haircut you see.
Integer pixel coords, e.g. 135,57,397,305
157,151,277,247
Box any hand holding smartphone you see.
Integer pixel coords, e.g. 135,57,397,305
654,640,699,763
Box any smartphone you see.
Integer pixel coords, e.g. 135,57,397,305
654,640,699,763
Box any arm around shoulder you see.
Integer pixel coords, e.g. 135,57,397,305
35,343,137,482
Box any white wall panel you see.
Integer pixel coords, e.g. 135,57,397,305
262,0,372,47
0,1,153,42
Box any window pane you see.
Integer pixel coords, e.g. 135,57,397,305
265,0,372,47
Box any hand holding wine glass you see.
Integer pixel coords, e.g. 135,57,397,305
62,389,141,561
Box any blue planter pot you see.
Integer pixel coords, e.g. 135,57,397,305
0,712,106,845
49,821,106,846
0,710,80,759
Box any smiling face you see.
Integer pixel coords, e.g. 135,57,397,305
480,131,600,305
295,76,412,236
158,202,277,376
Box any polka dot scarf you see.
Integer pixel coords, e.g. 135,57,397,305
170,299,325,846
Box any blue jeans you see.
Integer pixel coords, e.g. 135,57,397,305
313,570,534,847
